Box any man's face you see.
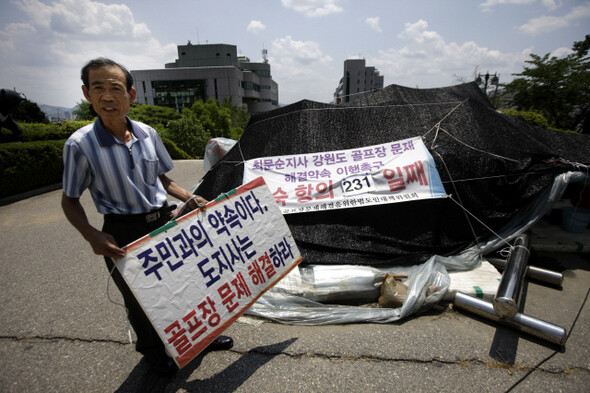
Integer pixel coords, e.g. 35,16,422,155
82,65,136,123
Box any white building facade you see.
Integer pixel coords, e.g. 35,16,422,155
334,59,384,104
131,42,279,114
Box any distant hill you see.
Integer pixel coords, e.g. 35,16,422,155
39,104,75,121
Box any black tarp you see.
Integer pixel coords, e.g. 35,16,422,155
196,83,590,266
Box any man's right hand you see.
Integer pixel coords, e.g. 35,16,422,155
86,229,127,260
61,193,126,260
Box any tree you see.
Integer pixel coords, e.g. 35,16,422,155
502,37,590,130
72,100,97,121
221,97,250,139
189,98,231,138
129,103,181,126
572,34,590,57
11,99,49,124
501,109,549,128
188,97,251,140
161,109,211,158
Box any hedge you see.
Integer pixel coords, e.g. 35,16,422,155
1,121,194,199
0,139,192,199
501,109,577,133
1,121,94,143
0,140,65,198
161,137,193,159
501,109,549,128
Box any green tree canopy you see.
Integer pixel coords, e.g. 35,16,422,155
188,97,250,140
502,36,590,130
221,97,250,139
161,109,211,158
11,99,49,124
189,98,231,139
72,100,97,121
572,34,590,57
129,103,181,126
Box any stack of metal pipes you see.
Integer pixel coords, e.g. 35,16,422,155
453,233,567,346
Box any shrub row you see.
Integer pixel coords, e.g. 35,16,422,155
501,109,549,128
161,137,193,160
0,140,65,198
501,109,575,133
0,136,191,199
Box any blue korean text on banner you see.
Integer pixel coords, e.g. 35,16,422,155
117,177,303,369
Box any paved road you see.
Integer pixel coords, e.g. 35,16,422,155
0,160,588,392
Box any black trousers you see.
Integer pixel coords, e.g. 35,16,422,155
102,211,171,363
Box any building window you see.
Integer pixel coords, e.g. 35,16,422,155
254,70,270,77
152,79,207,111
242,81,261,92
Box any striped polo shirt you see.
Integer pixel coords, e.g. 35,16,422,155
62,117,174,215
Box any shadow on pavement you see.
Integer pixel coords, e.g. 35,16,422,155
178,338,298,392
113,355,202,393
115,338,298,393
533,250,590,273
489,280,530,365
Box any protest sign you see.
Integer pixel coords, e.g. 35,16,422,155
116,177,302,368
243,137,447,214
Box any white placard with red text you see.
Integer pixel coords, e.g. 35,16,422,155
243,137,447,214
117,177,302,368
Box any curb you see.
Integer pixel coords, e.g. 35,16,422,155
0,183,62,207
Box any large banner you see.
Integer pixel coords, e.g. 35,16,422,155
117,177,302,368
243,137,447,214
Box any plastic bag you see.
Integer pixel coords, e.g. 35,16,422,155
203,137,237,172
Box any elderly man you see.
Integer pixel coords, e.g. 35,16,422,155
61,58,232,377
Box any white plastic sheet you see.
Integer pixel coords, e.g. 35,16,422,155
245,171,588,325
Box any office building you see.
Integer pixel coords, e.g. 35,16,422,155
131,42,279,114
334,59,384,104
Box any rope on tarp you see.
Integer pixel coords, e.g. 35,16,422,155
423,99,520,163
245,100,466,128
422,99,529,251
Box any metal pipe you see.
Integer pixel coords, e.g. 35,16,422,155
493,233,531,318
487,257,563,287
454,292,567,346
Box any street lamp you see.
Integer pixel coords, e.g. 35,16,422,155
476,71,499,91
475,71,500,106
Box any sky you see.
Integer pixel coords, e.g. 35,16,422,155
0,0,588,108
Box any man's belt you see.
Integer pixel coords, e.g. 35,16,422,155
145,210,163,223
105,204,173,224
